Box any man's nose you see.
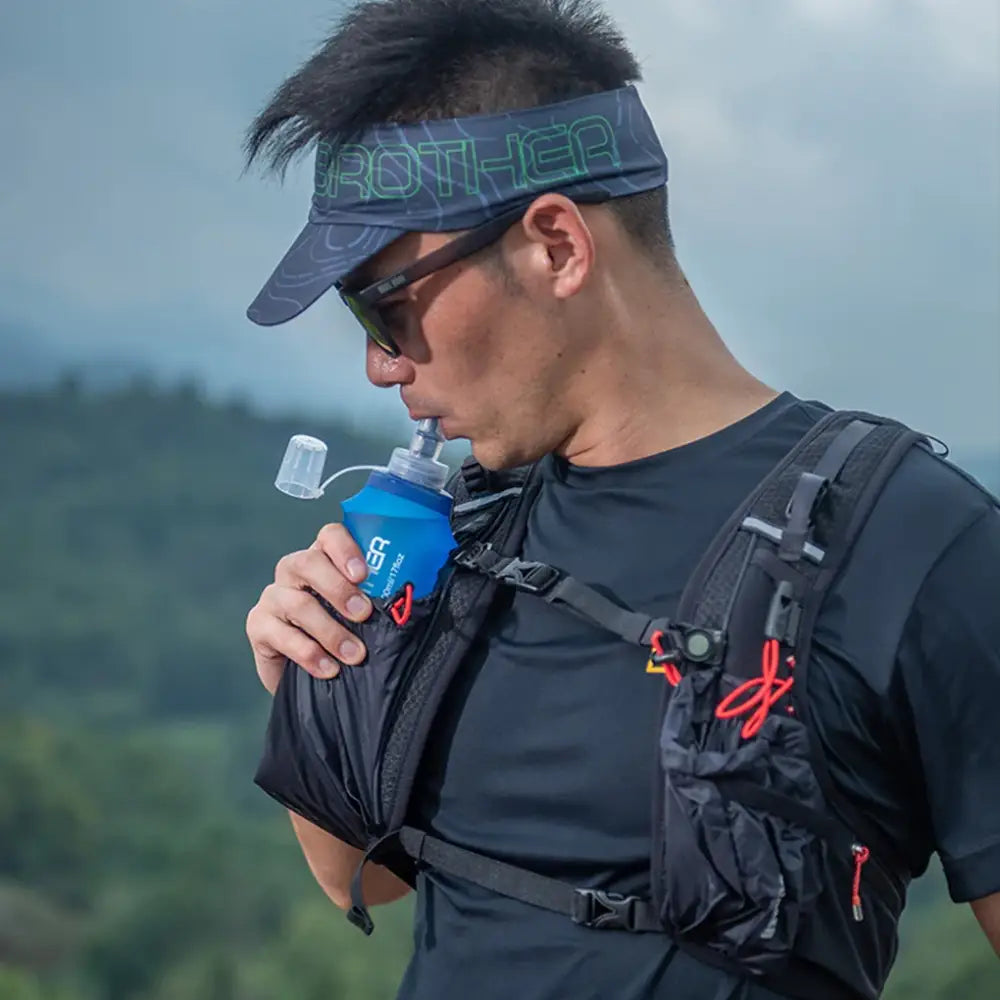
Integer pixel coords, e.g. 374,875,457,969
366,339,415,388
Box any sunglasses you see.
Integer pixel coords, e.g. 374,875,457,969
338,204,529,357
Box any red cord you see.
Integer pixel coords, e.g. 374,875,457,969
714,638,795,738
851,844,870,921
648,630,682,686
390,583,414,626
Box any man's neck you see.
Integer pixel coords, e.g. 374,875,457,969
556,270,779,468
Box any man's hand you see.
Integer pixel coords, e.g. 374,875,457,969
246,523,374,694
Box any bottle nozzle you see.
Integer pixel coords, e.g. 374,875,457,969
387,417,450,491
410,418,445,461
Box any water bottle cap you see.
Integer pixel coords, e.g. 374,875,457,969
276,434,327,499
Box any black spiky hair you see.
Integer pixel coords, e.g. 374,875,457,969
244,0,673,258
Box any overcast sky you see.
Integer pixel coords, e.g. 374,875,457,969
1,0,997,456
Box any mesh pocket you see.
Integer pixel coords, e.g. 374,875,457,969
656,668,825,974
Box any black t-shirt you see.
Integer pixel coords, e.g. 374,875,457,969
396,393,1000,1000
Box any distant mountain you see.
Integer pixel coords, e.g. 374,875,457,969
0,323,154,392
0,324,63,387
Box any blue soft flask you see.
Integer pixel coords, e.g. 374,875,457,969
341,419,457,601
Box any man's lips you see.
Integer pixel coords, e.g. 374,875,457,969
402,405,456,438
401,396,442,421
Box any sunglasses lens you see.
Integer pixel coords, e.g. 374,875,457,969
340,293,398,356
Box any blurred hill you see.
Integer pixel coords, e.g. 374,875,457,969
0,377,995,999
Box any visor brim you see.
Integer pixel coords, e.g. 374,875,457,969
246,220,407,326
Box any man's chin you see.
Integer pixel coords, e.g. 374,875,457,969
447,427,517,472
469,437,539,473
468,438,502,472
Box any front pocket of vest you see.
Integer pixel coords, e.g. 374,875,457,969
254,583,443,849
656,668,825,975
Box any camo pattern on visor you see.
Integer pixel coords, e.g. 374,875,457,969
247,85,668,326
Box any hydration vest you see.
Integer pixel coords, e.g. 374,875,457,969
255,409,996,1000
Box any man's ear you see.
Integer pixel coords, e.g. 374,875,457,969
516,194,596,300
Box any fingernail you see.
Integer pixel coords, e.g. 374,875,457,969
339,639,361,662
347,594,370,619
318,657,340,678
348,558,367,582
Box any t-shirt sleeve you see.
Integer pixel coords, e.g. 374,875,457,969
895,503,1000,902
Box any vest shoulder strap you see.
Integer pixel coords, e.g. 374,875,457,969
676,410,923,633
673,410,925,875
448,457,535,542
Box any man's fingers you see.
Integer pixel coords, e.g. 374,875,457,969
274,549,373,625
255,584,367,665
282,588,367,666
275,549,372,622
267,618,343,677
313,523,369,585
249,523,373,697
249,615,350,694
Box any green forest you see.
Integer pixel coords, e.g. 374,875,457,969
0,378,996,999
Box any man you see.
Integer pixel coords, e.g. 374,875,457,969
243,1,1000,997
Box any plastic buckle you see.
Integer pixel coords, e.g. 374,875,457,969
452,541,493,570
571,889,640,931
784,471,829,523
764,580,802,645
494,558,561,595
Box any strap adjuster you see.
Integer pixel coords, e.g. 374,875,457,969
764,579,802,645
571,889,642,931
493,558,561,594
453,544,561,595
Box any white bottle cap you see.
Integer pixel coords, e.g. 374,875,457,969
276,434,327,499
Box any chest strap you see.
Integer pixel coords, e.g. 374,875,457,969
400,826,662,932
452,543,725,664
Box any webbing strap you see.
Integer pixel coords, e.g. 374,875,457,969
547,576,667,646
347,831,399,935
779,420,876,562
452,543,671,647
813,419,876,480
393,827,864,1000
398,826,663,933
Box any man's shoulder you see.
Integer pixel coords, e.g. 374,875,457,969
818,426,996,672
851,439,996,607
872,434,996,534
783,396,995,529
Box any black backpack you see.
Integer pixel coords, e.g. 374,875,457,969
255,410,993,1000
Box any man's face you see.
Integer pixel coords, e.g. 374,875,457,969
352,199,598,470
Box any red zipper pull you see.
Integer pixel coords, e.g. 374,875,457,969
851,844,870,921
390,583,414,627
